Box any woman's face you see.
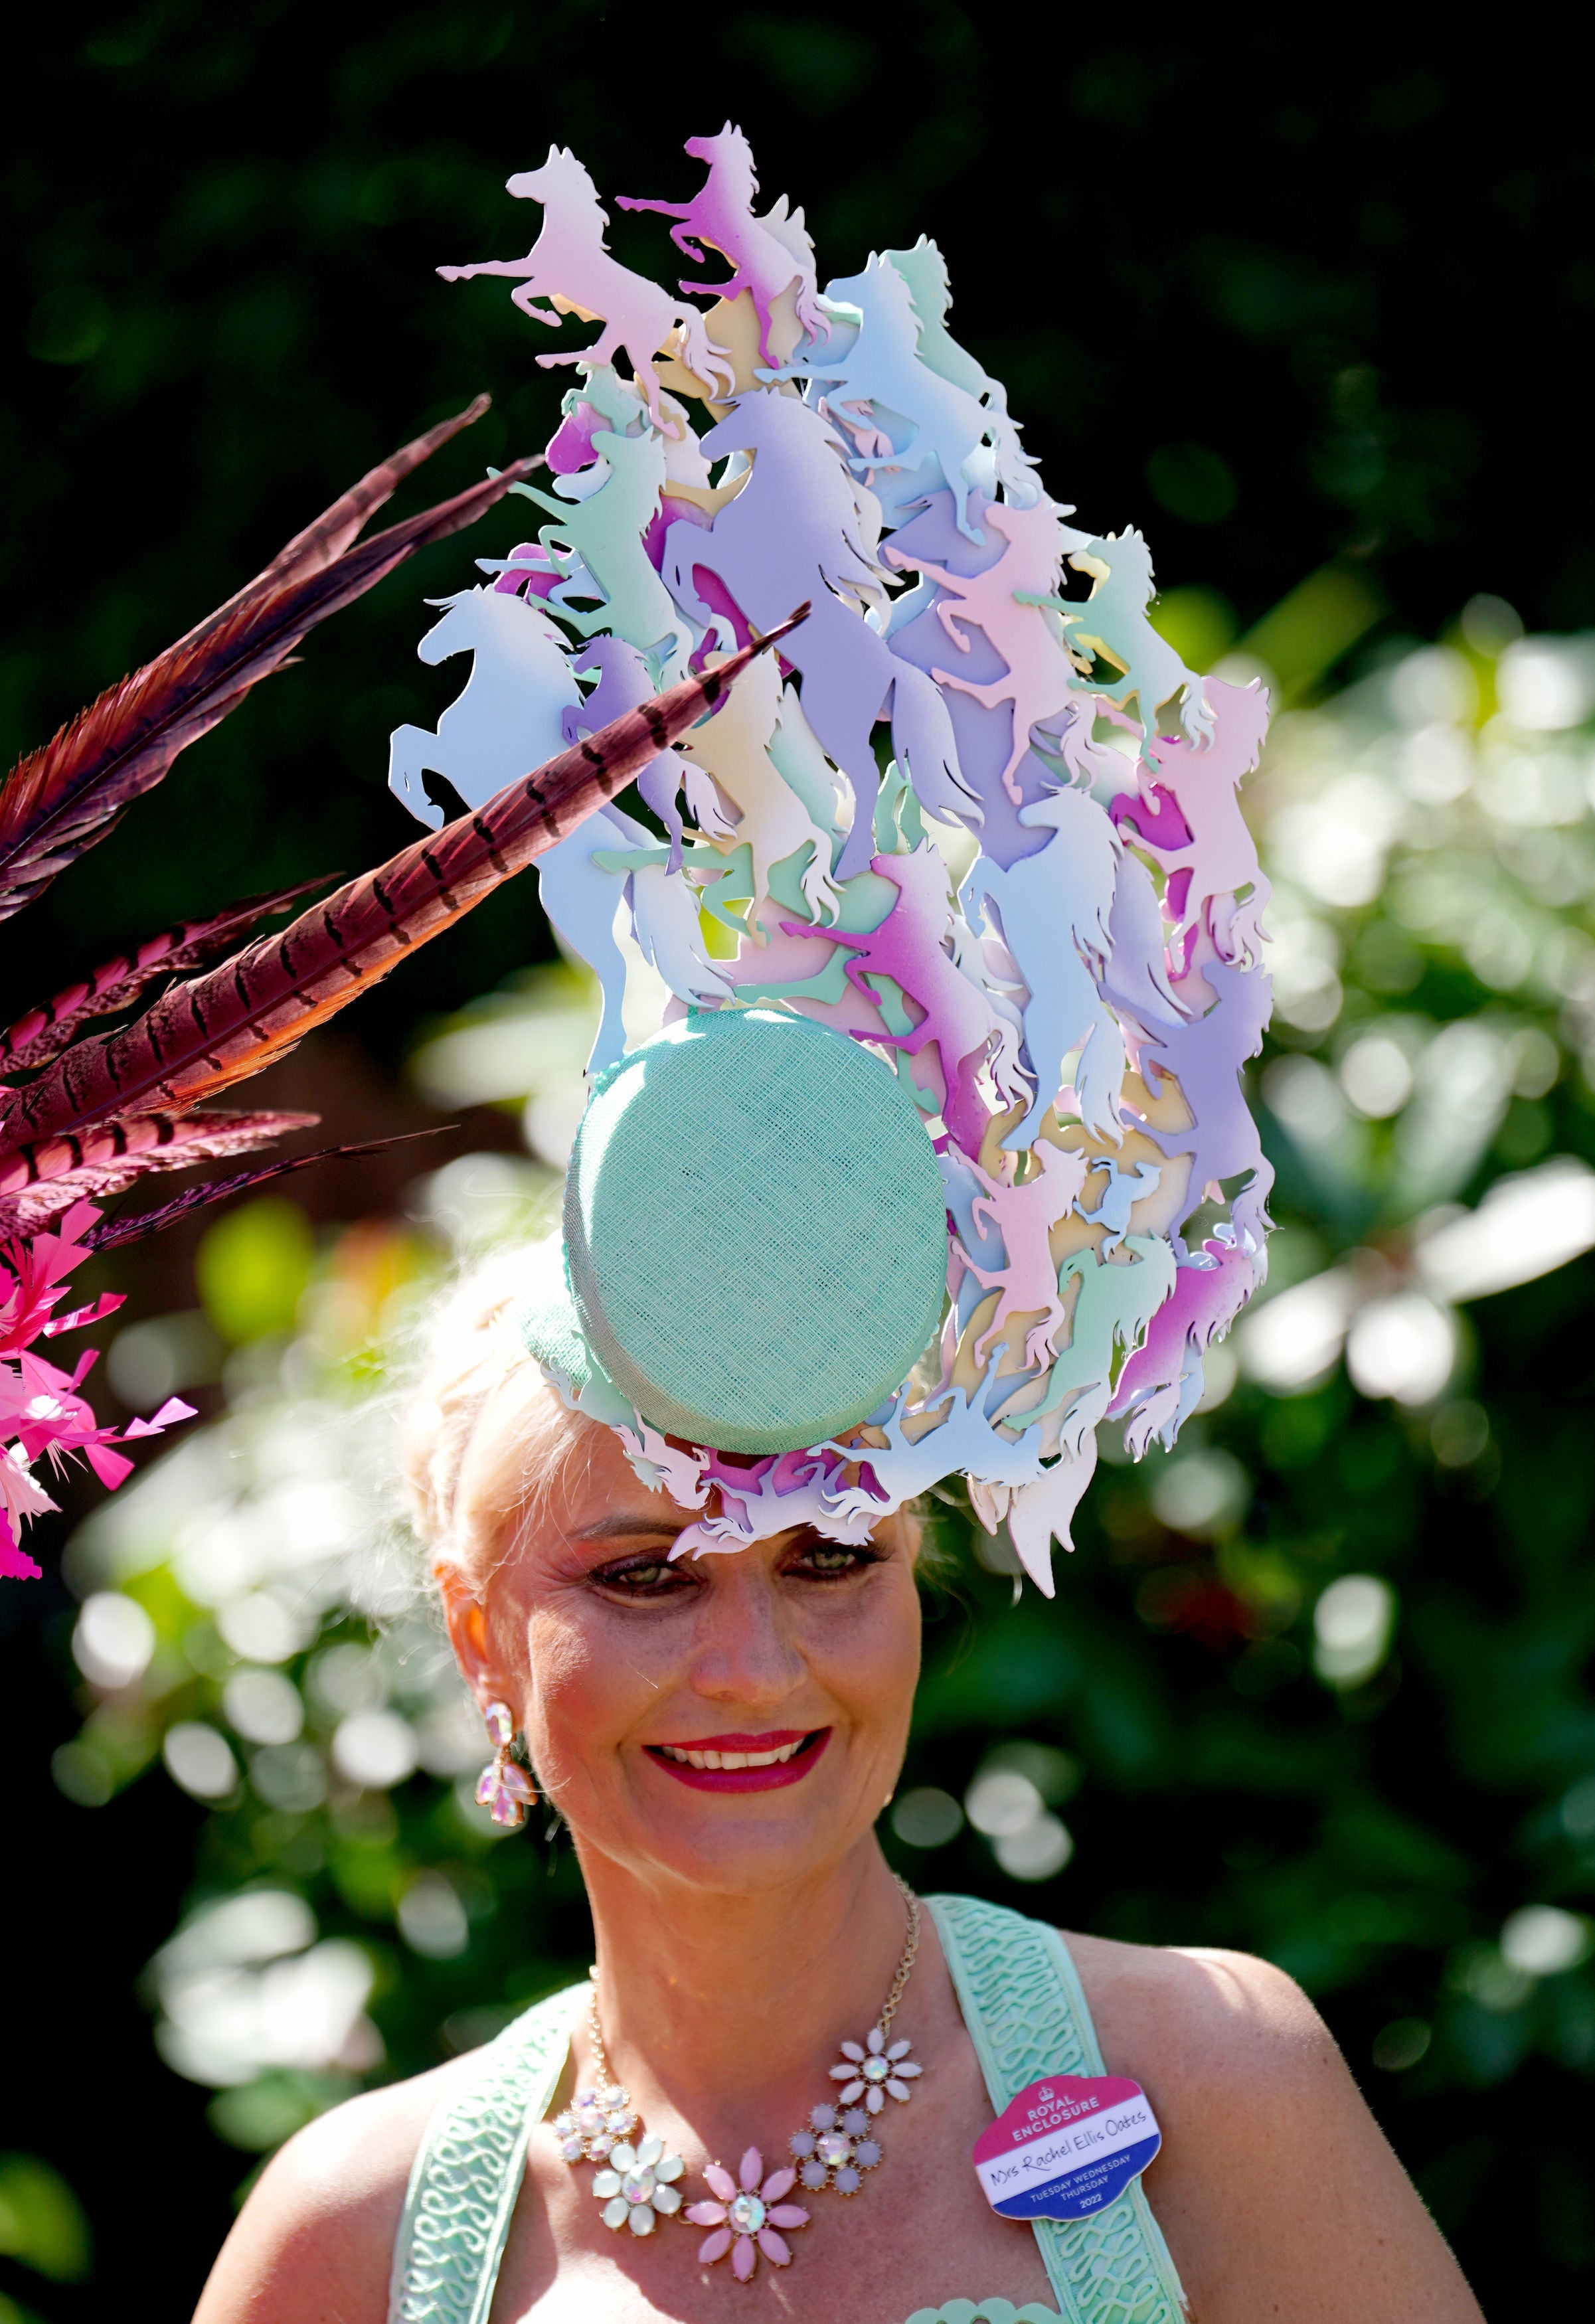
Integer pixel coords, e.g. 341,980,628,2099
448,1406,922,1900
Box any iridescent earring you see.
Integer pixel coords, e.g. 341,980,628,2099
475,1699,537,1828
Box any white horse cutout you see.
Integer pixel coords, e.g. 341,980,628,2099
439,147,734,426
387,588,580,830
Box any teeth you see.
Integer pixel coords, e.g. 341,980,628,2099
660,1740,803,1769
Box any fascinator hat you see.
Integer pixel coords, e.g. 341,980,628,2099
403,129,1277,1586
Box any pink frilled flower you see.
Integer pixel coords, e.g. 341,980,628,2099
829,2025,921,2112
685,2147,809,2282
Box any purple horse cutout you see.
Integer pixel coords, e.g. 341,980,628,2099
1134,956,1276,1258
658,392,978,878
619,124,828,365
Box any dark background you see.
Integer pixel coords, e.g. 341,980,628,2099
4,5,1594,2315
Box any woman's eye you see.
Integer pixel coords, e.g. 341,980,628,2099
790,1540,875,1579
592,1556,693,1597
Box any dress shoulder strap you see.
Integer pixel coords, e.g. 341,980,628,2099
925,1895,1187,2324
387,1981,582,2324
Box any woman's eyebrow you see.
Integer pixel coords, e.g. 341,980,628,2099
572,1515,683,1543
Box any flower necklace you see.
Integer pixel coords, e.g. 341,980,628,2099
550,1876,924,2283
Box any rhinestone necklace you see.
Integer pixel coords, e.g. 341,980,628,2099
550,1876,924,2284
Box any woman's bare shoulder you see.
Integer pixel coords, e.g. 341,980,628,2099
1062,1932,1484,2323
1064,1928,1331,2098
192,2053,481,2324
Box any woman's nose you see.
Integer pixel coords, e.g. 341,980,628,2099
686,1567,805,1704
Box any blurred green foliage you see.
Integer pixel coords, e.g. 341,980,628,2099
9,7,1595,2317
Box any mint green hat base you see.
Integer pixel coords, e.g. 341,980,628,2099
525,1008,949,1457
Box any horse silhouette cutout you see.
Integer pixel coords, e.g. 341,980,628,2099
536,797,734,1076
998,1234,1179,1460
880,491,1111,860
672,649,843,940
1108,1234,1257,1455
657,390,976,878
882,236,1019,418
1021,527,1214,760
387,588,581,830
766,252,1035,540
816,1356,1049,1540
956,1139,1092,1369
618,124,828,366
1079,1159,1163,1254
1101,845,1187,1035
886,499,1092,803
786,840,1024,1154
960,786,1126,1147
560,633,693,872
1135,954,1276,1257
488,363,694,677
1114,676,1272,964
438,147,734,426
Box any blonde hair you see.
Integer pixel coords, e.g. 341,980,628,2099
402,1238,605,1587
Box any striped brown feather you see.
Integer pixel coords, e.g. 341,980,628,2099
78,1135,428,1254
0,428,539,922
0,878,331,1078
0,610,809,1147
0,1109,317,1240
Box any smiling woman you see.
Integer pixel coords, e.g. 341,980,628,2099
186,1241,1485,2324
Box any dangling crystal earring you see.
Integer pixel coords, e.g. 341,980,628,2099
475,1699,537,1828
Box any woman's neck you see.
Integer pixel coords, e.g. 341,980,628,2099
573,1839,920,2146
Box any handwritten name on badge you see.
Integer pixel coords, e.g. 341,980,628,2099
971,2072,1162,2224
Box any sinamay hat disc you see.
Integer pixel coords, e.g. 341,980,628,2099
562,1009,948,1455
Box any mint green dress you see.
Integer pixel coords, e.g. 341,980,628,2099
386,1894,1188,2324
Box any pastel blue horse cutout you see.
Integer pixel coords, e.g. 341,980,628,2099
387,588,580,830
960,786,1126,1147
764,253,1037,540
657,390,978,879
536,801,733,1076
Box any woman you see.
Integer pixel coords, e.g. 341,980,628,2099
193,1246,1484,2324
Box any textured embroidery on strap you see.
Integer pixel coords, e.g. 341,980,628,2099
388,1982,582,2324
904,2303,1066,2323
927,1896,1187,2324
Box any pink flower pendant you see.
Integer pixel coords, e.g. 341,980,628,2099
685,2148,810,2282
829,2023,922,2113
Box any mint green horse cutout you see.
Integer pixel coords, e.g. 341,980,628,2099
1021,527,1213,762
502,365,693,675
998,1234,1179,1457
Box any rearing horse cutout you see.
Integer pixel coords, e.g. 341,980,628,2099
439,147,734,426
618,124,829,366
657,390,978,878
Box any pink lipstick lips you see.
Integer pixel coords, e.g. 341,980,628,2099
644,1728,830,1792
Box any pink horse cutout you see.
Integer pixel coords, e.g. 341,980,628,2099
1116,677,1272,965
886,499,1092,803
1108,1235,1256,1455
956,1140,1091,1368
785,841,1023,1156
618,124,828,365
438,147,734,426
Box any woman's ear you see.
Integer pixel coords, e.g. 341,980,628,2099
435,1560,497,1702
